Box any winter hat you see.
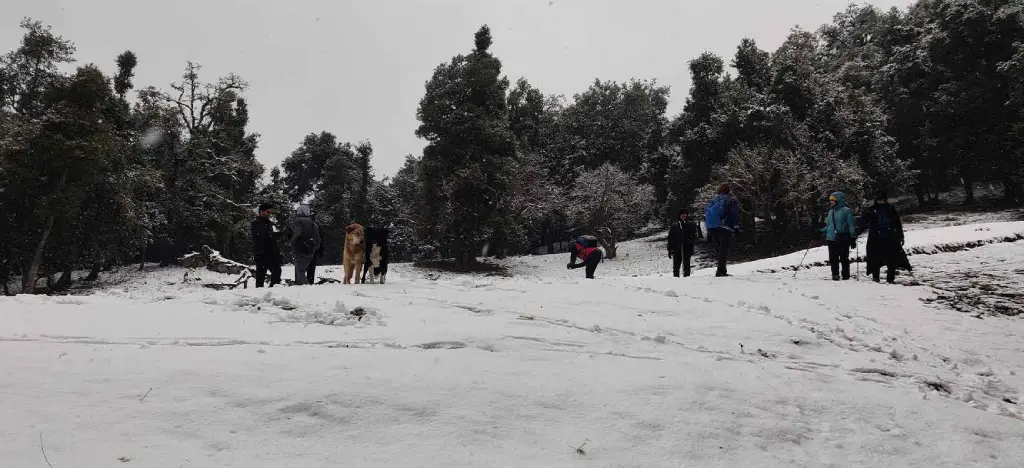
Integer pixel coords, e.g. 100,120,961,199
678,208,689,217
717,184,731,195
875,190,889,201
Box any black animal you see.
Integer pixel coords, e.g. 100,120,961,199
361,227,390,284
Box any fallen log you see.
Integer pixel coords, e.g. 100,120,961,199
178,245,253,276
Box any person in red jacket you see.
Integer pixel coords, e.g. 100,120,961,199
566,236,603,279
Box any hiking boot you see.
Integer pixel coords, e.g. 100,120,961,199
832,275,840,281
715,272,731,277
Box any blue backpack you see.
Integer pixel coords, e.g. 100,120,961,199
705,196,727,229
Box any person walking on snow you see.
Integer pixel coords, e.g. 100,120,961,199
566,236,603,279
704,184,741,277
290,205,321,285
821,191,857,281
306,213,327,285
668,208,703,277
251,203,283,288
862,191,911,283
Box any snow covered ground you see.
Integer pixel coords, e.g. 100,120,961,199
2,222,1023,467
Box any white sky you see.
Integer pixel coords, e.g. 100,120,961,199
2,0,913,177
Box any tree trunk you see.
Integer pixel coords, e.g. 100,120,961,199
23,169,67,294
85,263,101,281
961,165,976,205
603,243,618,260
1,257,10,296
1004,177,1022,206
454,249,475,270
52,268,73,293
22,213,57,294
139,243,146,271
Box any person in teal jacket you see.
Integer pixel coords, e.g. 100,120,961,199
820,191,857,281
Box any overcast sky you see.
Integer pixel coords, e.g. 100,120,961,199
2,0,913,177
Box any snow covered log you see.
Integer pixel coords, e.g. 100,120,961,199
178,245,252,275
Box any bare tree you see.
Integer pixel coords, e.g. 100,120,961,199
566,163,655,259
162,62,248,137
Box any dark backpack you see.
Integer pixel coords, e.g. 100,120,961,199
577,235,598,249
297,237,315,256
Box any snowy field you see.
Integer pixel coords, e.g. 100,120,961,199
2,222,1024,467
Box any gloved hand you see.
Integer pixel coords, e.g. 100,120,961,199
566,263,573,270
900,238,905,246
667,252,673,259
850,239,857,250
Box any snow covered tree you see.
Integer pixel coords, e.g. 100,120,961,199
416,25,516,268
667,52,734,211
548,79,670,187
566,163,655,259
0,21,151,292
353,141,373,224
135,62,264,262
386,155,431,262
702,144,865,249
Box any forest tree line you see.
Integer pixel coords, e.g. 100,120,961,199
2,0,1022,291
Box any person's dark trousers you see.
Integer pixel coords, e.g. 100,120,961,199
870,241,897,284
671,245,695,277
827,241,851,280
683,244,695,277
871,266,896,284
293,255,313,285
585,250,603,279
254,260,281,288
709,228,732,276
306,257,317,285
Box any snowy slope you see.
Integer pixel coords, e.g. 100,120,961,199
2,224,1023,467
727,222,1024,276
490,221,1024,280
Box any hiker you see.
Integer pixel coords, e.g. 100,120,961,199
306,214,326,285
862,191,911,283
250,203,282,288
290,205,321,285
566,235,603,279
704,184,741,277
821,191,857,281
667,208,703,277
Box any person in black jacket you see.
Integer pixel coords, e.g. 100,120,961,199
862,191,911,283
306,214,326,285
667,209,703,277
251,203,282,288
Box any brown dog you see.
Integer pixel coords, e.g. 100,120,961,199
342,223,365,284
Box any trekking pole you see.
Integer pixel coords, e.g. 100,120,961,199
792,239,817,278
855,242,861,281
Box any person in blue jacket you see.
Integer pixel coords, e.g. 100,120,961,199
821,191,857,281
704,184,741,277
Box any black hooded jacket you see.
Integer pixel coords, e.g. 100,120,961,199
251,216,281,264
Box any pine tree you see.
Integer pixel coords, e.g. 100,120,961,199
416,25,516,268
354,141,373,224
